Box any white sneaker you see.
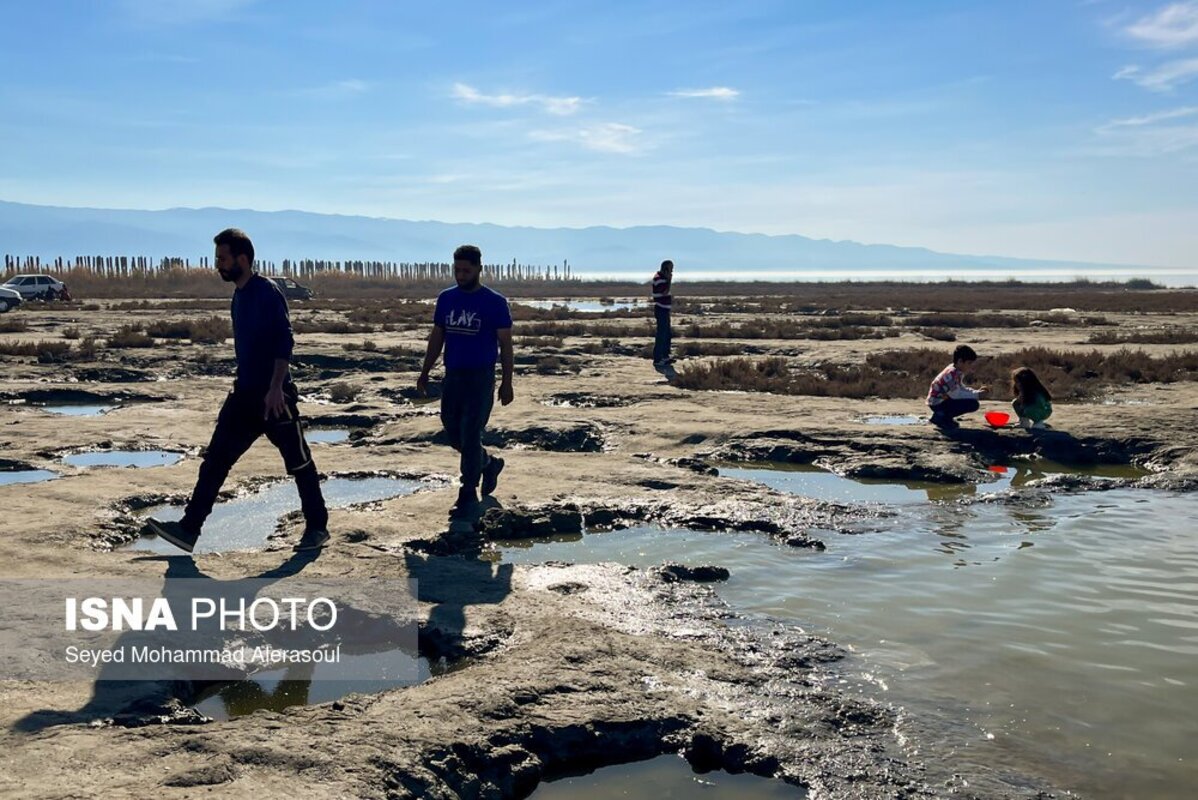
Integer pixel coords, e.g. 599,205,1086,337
1032,421,1048,430
1020,417,1033,430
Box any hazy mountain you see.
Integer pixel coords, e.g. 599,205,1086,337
0,199,1139,276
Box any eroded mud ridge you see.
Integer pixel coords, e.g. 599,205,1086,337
705,423,1178,484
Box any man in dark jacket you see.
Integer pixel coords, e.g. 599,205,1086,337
147,228,329,553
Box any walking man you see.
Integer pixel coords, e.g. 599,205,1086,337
147,228,329,553
652,259,675,379
417,245,514,513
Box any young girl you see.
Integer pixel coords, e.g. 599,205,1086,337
1011,367,1052,430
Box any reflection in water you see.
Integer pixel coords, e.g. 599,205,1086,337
0,470,59,486
194,648,433,720
131,476,421,553
532,755,804,799
493,487,1198,800
305,428,350,444
63,450,183,468
722,460,1149,506
40,404,116,416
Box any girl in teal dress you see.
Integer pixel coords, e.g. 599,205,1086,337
1011,367,1052,430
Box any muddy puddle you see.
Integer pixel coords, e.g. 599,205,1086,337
39,403,117,416
130,476,422,553
492,485,1198,800
0,469,59,486
533,755,803,798
194,647,433,720
305,428,350,444
720,460,1149,505
62,450,183,469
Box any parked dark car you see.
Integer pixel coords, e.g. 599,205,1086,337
270,276,314,301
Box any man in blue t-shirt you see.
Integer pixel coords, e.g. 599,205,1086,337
417,244,514,512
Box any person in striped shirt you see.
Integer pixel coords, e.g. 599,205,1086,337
652,259,674,378
926,344,988,428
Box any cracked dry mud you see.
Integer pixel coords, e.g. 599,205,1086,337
2,302,1197,798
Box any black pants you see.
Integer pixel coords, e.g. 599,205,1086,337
653,305,671,364
931,397,979,420
440,367,495,489
183,383,327,533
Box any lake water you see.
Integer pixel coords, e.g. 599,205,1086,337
494,480,1196,799
514,299,642,313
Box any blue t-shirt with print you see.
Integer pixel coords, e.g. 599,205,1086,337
434,285,513,370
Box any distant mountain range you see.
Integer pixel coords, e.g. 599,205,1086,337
0,199,1150,277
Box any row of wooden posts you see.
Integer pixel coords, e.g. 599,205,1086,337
2,254,577,282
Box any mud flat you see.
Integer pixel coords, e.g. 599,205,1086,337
1,295,1196,798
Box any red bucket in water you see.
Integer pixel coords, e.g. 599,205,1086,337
984,410,1011,427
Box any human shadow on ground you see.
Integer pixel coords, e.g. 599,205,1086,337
405,496,512,666
12,544,423,732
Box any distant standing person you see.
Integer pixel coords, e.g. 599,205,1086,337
147,228,329,553
652,259,675,379
926,344,988,428
417,245,514,514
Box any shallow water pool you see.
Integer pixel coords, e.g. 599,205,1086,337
495,486,1197,799
63,450,183,469
131,476,421,553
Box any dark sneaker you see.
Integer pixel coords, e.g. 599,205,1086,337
481,457,505,496
294,527,330,551
146,518,199,554
451,486,478,516
929,413,958,429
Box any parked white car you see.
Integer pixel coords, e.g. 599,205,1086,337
0,286,21,313
1,274,69,301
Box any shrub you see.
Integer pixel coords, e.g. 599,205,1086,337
1088,329,1198,345
144,316,230,343
0,340,74,361
61,326,81,340
674,347,1198,400
108,325,153,348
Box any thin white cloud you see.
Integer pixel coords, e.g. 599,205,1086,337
451,83,583,116
1092,106,1198,155
1114,57,1198,90
1101,106,1198,128
1126,1,1198,48
668,86,740,100
529,123,644,154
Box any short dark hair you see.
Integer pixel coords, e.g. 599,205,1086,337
453,244,482,267
953,344,978,363
661,259,674,269
214,228,254,265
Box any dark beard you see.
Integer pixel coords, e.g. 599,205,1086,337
219,264,245,283
457,275,480,291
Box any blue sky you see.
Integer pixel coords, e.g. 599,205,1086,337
1,0,1196,267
